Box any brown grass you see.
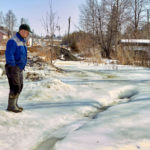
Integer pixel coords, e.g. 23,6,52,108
116,45,150,67
28,45,59,63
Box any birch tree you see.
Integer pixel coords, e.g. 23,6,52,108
4,10,17,37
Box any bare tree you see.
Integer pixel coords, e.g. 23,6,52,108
80,0,98,35
96,1,110,57
4,10,17,37
41,0,58,64
129,0,149,38
41,0,63,71
20,17,28,25
80,0,101,60
80,0,131,58
146,9,150,37
0,11,4,26
67,16,71,49
132,0,143,37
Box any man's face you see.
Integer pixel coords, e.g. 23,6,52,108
19,29,29,38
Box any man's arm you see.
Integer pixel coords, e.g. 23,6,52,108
5,40,17,66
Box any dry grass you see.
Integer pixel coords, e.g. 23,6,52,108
76,35,102,64
117,47,134,65
37,49,52,62
116,45,150,67
0,50,5,55
28,46,50,62
28,45,59,63
28,46,42,53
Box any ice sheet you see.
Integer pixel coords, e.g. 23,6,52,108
0,61,150,150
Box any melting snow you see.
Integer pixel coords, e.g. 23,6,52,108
0,60,150,150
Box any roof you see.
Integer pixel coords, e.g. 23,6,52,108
120,39,150,44
0,30,7,35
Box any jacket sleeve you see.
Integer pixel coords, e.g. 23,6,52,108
5,39,17,66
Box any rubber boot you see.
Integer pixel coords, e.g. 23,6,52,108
16,94,23,111
7,94,22,113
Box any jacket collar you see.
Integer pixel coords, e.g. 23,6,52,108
16,32,26,42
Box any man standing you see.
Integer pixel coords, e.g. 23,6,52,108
5,24,32,113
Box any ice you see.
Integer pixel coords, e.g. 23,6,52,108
0,68,3,77
54,100,150,150
109,85,138,100
0,60,150,150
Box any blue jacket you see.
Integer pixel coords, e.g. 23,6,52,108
5,32,27,70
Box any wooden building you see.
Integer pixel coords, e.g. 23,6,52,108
119,39,150,59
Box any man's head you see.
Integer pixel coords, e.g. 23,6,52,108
19,24,32,38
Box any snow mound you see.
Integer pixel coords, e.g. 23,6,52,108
109,85,138,99
98,86,138,106
118,87,138,99
50,79,75,91
0,68,3,77
23,79,76,102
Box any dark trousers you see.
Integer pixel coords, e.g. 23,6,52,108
5,64,23,96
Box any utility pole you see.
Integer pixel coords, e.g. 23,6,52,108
31,29,34,47
67,16,71,49
147,9,150,38
21,18,24,24
56,25,61,37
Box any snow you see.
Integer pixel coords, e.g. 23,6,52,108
54,100,150,150
120,39,150,44
0,68,3,77
0,60,150,150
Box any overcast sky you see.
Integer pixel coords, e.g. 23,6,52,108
0,0,85,36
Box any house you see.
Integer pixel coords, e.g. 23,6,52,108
0,30,8,53
119,39,150,58
0,30,8,42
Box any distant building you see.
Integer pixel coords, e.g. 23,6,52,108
0,30,8,43
120,39,150,46
120,39,150,49
119,39,150,58
27,37,33,47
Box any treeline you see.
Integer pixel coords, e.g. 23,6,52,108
63,0,150,65
1,1,150,66
0,10,28,37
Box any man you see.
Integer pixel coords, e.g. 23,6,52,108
5,24,32,113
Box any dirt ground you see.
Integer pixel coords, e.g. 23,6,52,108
0,54,5,62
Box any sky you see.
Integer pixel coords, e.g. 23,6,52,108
0,0,86,36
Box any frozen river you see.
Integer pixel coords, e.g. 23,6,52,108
0,61,150,150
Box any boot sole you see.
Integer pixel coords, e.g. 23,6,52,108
7,109,22,113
